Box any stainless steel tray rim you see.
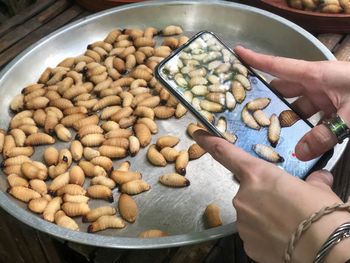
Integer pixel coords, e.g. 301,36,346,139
0,0,344,249
0,0,335,84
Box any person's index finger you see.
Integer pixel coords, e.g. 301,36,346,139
234,46,314,83
192,129,259,182
269,79,304,98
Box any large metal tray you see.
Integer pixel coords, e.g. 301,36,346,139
0,0,346,249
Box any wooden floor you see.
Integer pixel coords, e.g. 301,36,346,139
1,1,350,262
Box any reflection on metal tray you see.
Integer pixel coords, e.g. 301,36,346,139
0,0,346,249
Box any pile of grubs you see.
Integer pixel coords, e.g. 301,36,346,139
1,25,223,237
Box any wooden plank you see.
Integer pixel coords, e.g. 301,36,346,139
332,143,350,200
0,0,71,54
204,236,234,263
0,4,84,68
168,240,217,263
114,248,174,263
75,11,92,20
231,234,255,263
66,242,97,261
204,235,256,263
317,34,343,52
0,208,27,262
334,35,350,61
19,226,49,263
93,248,126,263
2,210,40,263
37,233,63,263
0,0,56,38
50,240,91,263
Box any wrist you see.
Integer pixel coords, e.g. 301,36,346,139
325,236,350,263
293,211,350,263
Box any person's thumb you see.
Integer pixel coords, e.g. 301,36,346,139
295,124,337,161
305,170,333,190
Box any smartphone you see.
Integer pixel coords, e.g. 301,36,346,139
155,31,329,179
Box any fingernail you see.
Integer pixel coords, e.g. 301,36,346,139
318,169,334,186
234,45,244,51
298,142,311,158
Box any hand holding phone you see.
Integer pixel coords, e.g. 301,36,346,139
155,31,328,178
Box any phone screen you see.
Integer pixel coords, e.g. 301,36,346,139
156,31,321,178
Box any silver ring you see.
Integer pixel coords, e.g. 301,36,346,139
323,114,350,143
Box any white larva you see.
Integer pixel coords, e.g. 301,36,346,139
252,144,284,163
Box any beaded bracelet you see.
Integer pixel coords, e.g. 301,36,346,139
283,201,350,263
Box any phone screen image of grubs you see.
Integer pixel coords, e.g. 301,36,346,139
157,31,320,179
